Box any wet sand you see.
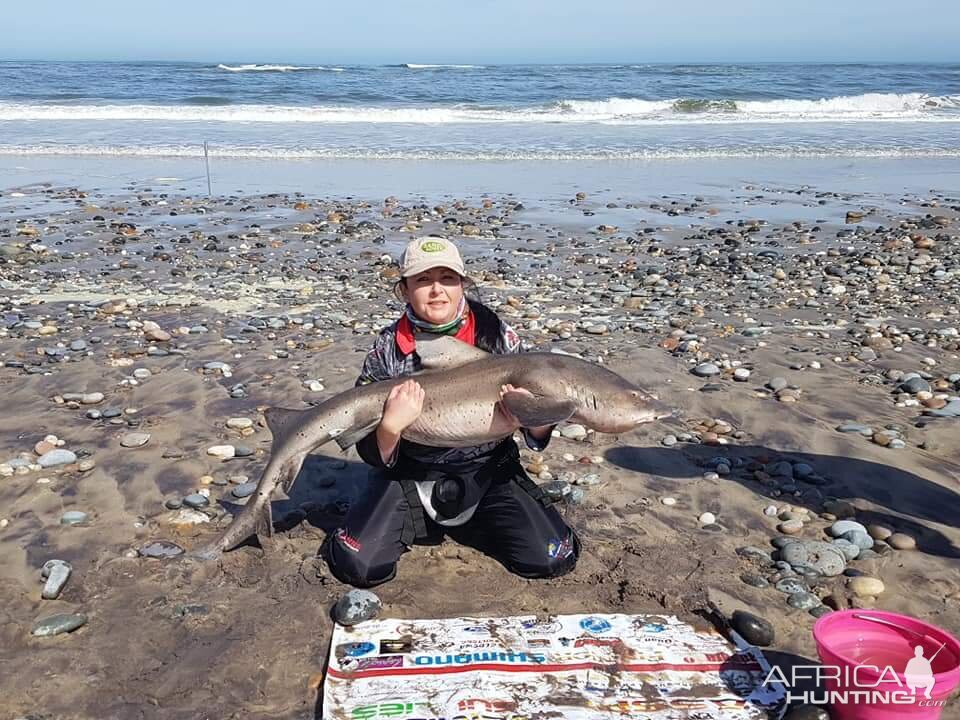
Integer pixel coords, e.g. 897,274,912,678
1,175,959,719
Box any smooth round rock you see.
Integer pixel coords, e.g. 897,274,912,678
849,576,885,597
778,519,804,535
232,482,258,499
787,592,821,610
841,529,874,550
182,493,210,509
139,540,185,559
226,417,253,430
740,572,770,588
887,533,917,550
207,445,236,460
41,561,72,600
775,577,809,595
780,540,846,576
867,524,893,541
120,432,151,448
334,590,382,626
692,362,721,377
60,511,89,526
698,512,716,526
830,520,868,538
37,449,77,468
32,613,87,636
736,546,773,563
233,444,254,458
831,539,861,561
560,424,587,441
661,496,677,506
771,536,797,550
731,610,775,647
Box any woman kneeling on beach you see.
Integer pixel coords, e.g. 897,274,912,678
322,236,580,588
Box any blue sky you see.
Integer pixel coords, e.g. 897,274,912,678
4,0,957,63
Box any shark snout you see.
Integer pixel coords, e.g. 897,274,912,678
632,390,676,424
636,403,677,424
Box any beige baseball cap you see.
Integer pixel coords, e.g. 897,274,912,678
399,236,465,278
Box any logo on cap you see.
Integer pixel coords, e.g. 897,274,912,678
420,240,446,253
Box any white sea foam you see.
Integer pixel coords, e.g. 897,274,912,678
1,93,956,125
2,143,959,161
403,64,484,69
216,64,344,72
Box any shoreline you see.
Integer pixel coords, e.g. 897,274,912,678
4,154,960,202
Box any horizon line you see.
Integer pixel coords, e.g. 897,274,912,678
1,58,957,66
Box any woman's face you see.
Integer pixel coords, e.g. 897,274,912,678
402,266,464,324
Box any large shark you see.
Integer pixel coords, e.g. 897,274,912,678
189,336,671,560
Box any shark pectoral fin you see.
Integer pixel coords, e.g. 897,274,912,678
501,393,577,427
416,334,490,370
332,420,381,451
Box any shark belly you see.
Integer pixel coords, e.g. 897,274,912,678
401,394,512,447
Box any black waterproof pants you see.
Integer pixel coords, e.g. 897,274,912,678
323,465,581,588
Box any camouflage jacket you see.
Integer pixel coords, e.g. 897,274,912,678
354,299,552,472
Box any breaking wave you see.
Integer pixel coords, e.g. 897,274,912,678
3,143,959,161
216,64,344,72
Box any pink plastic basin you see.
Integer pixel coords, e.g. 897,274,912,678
812,610,960,720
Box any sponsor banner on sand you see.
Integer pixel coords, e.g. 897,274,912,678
323,613,785,719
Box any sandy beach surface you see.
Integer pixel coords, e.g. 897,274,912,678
1,170,958,720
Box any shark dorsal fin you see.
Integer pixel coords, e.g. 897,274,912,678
415,334,490,370
264,407,305,450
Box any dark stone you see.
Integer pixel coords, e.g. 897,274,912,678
740,572,769,588
783,705,830,720
139,540,185,559
731,610,775,647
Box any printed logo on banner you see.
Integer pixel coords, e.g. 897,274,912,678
579,616,613,634
350,699,425,719
574,637,628,651
641,622,667,633
460,625,490,634
351,655,405,671
520,618,561,635
379,638,412,654
337,641,376,658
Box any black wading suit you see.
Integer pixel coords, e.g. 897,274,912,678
322,299,581,588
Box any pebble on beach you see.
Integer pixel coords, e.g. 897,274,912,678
731,610,775,647
334,590,382,626
32,613,87,636
41,560,72,599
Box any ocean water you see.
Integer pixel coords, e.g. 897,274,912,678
0,61,958,162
